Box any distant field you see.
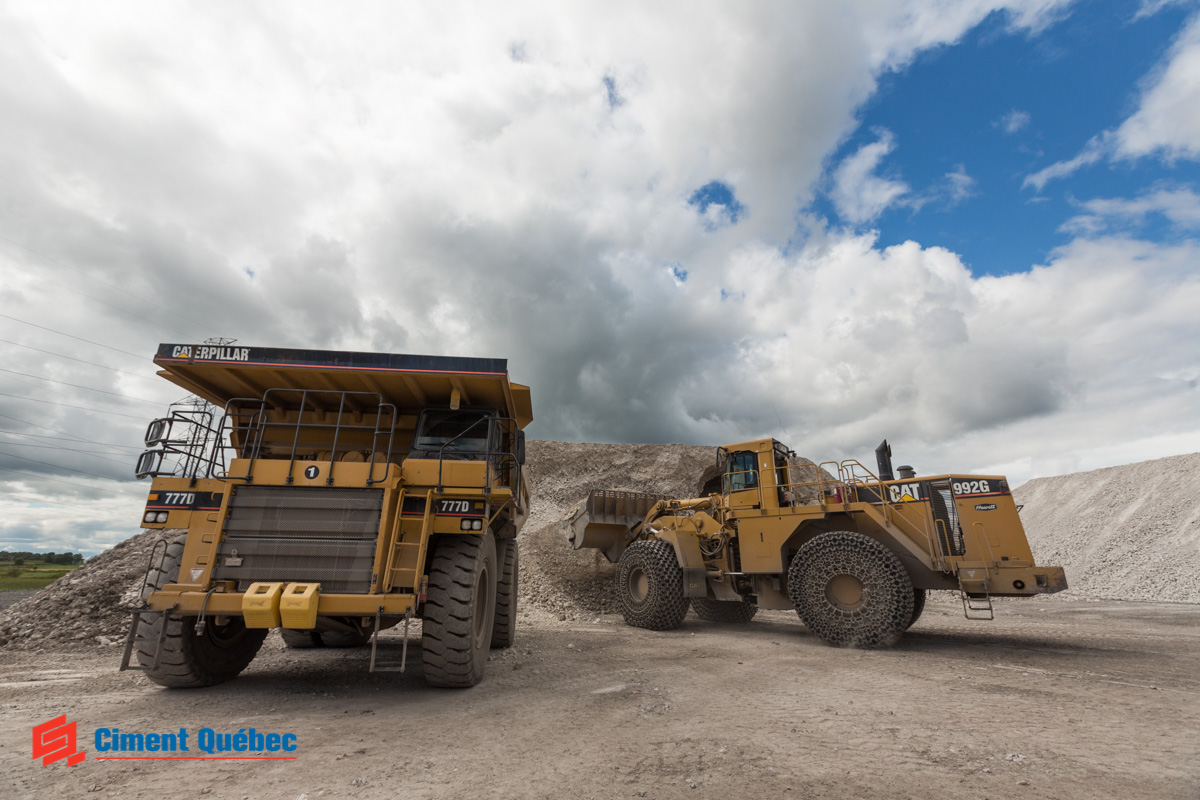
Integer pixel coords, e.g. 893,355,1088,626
0,563,79,591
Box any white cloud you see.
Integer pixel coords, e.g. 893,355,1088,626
1061,185,1200,234
1115,12,1200,159
829,130,911,224
2,1,1195,557
999,109,1031,133
1025,12,1200,188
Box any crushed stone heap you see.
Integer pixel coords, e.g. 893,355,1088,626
1013,451,1200,604
6,444,1195,651
0,529,177,649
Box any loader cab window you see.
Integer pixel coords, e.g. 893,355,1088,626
723,451,758,493
411,408,495,460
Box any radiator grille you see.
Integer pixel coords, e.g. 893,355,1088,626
213,486,383,593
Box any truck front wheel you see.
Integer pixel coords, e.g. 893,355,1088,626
787,531,914,648
421,533,497,688
136,534,267,687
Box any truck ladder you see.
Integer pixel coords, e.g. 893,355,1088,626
118,605,178,672
385,489,436,592
956,566,994,620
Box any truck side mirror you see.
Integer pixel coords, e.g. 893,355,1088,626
135,450,164,480
145,418,172,447
515,431,526,465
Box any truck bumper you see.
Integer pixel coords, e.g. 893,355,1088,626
988,565,1068,596
146,588,418,618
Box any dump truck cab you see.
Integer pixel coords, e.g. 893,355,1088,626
123,343,531,689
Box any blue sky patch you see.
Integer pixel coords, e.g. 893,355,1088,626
689,180,745,228
817,2,1199,276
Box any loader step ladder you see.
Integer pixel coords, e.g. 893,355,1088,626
118,605,178,672
956,568,994,620
368,605,415,673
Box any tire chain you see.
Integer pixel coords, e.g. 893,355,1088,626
787,531,913,648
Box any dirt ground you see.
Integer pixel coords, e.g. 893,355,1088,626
2,597,1197,800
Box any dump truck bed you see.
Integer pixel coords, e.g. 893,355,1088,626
153,343,533,425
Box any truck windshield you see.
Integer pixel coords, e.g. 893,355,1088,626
414,410,491,453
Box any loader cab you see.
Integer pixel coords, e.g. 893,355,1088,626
720,438,797,511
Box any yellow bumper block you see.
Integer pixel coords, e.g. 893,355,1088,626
279,583,321,629
242,582,285,628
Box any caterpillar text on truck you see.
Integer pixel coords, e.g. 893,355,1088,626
123,344,532,688
564,439,1066,645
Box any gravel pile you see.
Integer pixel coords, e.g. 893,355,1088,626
516,440,721,619
1013,452,1200,603
0,529,178,649
10,443,1191,652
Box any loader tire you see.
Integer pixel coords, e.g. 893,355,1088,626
280,629,322,648
135,533,267,688
421,532,497,688
617,539,690,631
908,588,927,630
692,597,758,623
490,538,518,649
787,531,914,648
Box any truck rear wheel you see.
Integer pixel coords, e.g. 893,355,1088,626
908,588,927,630
280,629,321,648
490,538,518,649
421,532,497,688
616,539,690,631
692,597,757,623
136,534,267,687
787,531,914,648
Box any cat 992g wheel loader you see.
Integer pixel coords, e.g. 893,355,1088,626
121,343,531,688
564,438,1066,647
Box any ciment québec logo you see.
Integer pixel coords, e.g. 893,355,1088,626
32,715,86,767
32,716,299,764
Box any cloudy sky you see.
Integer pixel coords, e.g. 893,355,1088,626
2,1,1198,555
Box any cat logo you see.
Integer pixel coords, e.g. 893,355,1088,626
888,482,924,502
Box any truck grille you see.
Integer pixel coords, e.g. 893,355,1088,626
212,486,383,593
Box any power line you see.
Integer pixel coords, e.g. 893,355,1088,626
0,313,146,359
0,429,142,452
0,466,124,492
0,411,109,443
0,440,132,468
0,391,148,420
0,338,163,384
0,233,214,338
0,449,124,481
0,366,169,406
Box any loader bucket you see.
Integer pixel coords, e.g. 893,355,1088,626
562,489,668,563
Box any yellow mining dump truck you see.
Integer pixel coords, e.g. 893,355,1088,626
564,438,1066,647
121,343,532,688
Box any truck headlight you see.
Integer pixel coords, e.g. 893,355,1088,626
144,511,157,523
155,512,169,523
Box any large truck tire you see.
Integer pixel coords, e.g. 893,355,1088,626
692,597,758,623
280,629,322,648
787,531,914,648
490,538,518,649
908,588,927,630
616,539,690,631
136,534,267,688
421,532,497,688
320,627,372,648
